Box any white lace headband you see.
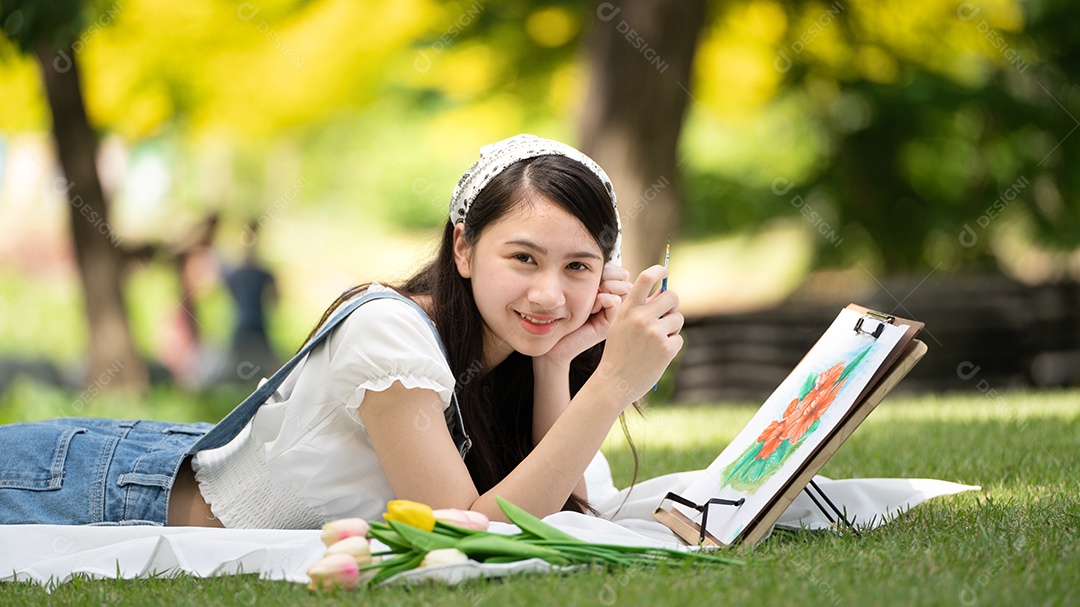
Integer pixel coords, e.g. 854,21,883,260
449,134,623,265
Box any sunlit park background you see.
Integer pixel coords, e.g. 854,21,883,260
2,0,1077,403
0,0,1078,603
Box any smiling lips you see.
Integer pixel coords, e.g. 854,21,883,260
517,311,561,335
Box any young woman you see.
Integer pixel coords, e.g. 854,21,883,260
0,135,683,528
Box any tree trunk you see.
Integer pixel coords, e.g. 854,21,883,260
35,43,149,393
579,0,707,276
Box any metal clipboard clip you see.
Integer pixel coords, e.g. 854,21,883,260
854,309,895,339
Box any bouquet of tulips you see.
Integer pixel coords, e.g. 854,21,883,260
306,496,739,590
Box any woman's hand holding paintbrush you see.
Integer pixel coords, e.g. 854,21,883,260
595,262,682,406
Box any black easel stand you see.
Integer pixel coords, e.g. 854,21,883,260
802,479,858,534
659,492,745,546
660,479,857,546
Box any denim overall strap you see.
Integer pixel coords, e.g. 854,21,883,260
186,291,471,458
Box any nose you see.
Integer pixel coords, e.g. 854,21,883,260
527,269,566,311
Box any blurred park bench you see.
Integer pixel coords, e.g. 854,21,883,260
673,275,1080,403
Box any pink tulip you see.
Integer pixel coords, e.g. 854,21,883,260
432,508,490,531
306,553,361,591
320,517,371,547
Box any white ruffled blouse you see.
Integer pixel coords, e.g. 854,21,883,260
191,283,456,529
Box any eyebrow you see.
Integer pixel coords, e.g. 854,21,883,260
504,239,603,261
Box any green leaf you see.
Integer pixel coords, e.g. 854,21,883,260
359,551,415,572
495,496,580,542
530,540,742,565
368,552,426,586
838,343,875,383
527,543,627,565
798,372,817,400
434,521,482,536
481,555,532,564
366,526,412,553
387,520,460,552
455,534,571,566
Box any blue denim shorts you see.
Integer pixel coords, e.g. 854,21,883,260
0,418,213,526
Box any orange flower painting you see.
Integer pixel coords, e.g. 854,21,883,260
720,344,873,494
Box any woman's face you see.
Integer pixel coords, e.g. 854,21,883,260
454,196,605,369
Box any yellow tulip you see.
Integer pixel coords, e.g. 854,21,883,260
383,499,436,532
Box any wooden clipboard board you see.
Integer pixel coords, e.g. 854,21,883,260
654,304,927,548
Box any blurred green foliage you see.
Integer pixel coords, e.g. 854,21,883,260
1,0,1077,279
0,375,246,424
681,0,1079,274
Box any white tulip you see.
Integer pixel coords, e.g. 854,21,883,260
325,536,372,566
419,548,471,569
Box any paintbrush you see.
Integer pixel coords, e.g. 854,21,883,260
654,237,670,392
661,237,670,292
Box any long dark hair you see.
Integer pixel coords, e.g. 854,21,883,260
306,155,637,514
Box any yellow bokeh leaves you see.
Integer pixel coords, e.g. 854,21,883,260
1,0,1035,144
743,0,788,42
0,48,46,131
857,45,899,83
3,0,438,140
694,0,788,117
690,0,1030,124
526,7,579,48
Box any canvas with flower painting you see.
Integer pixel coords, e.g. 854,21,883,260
664,306,924,547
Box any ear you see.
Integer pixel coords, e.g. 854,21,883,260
452,222,473,279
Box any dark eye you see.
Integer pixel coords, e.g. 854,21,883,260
567,261,589,272
514,253,534,264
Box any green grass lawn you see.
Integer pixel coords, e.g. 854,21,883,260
1,388,1077,606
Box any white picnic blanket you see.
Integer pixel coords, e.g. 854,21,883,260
0,455,979,589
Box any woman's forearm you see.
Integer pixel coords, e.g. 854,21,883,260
532,358,590,502
532,357,571,445
472,374,624,519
